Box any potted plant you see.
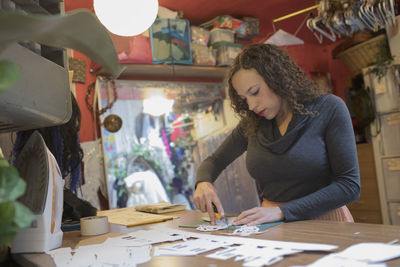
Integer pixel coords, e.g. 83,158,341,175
0,8,121,261
0,155,34,261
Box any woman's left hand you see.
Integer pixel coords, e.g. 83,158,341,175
232,207,284,226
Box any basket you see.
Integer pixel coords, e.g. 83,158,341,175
335,34,390,75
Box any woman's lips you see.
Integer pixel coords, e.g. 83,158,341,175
257,109,265,116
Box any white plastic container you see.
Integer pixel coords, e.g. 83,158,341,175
209,28,235,44
191,43,216,65
213,42,242,66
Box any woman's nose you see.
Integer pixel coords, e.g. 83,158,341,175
247,99,257,111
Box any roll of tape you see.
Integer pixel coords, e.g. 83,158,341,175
80,216,109,236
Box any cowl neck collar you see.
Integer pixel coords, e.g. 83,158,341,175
256,95,328,154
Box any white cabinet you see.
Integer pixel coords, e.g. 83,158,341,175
363,64,400,224
382,157,400,201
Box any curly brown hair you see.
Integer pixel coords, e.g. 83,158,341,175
227,43,324,136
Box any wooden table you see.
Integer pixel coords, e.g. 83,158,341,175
13,210,400,266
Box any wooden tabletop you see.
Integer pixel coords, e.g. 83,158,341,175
13,210,400,267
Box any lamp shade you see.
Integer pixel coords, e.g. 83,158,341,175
93,0,159,37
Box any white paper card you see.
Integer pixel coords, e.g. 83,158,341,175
335,242,400,263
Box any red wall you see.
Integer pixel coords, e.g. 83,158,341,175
65,0,352,142
65,1,97,142
285,43,352,99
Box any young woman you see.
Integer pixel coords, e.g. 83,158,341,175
193,43,360,226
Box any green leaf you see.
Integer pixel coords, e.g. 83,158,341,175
0,228,18,247
13,202,34,229
0,165,26,202
0,10,122,78
0,60,19,91
0,202,15,226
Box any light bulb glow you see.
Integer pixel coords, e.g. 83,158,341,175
94,0,159,36
143,93,174,117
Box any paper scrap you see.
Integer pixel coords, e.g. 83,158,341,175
303,253,387,267
104,229,186,247
47,244,152,267
207,244,300,267
264,29,304,46
153,238,228,256
153,228,338,252
335,242,400,263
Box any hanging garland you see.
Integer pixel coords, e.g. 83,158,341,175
85,77,118,117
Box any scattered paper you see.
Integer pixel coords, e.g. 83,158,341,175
207,244,300,267
104,229,186,247
46,247,73,267
197,224,229,231
47,227,339,267
223,225,268,236
298,242,400,267
156,228,338,252
153,238,227,256
335,242,400,263
301,253,387,267
47,244,151,267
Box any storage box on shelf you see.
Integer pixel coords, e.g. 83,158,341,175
150,18,192,64
190,26,210,46
212,42,242,66
191,43,216,66
242,17,259,39
190,26,215,66
199,15,250,39
209,28,235,44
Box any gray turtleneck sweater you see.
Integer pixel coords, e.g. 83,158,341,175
196,94,360,221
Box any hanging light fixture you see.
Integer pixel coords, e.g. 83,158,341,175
93,0,159,37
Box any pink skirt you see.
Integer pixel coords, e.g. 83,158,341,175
262,199,354,222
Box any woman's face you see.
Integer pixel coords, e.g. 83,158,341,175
232,68,284,121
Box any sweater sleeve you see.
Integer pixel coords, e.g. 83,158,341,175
196,125,248,185
279,96,361,221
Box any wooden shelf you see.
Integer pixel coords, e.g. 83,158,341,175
97,63,229,82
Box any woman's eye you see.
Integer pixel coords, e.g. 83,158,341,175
251,89,259,96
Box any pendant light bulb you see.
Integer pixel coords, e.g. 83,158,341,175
94,0,159,37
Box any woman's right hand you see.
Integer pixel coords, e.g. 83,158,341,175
193,182,224,225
